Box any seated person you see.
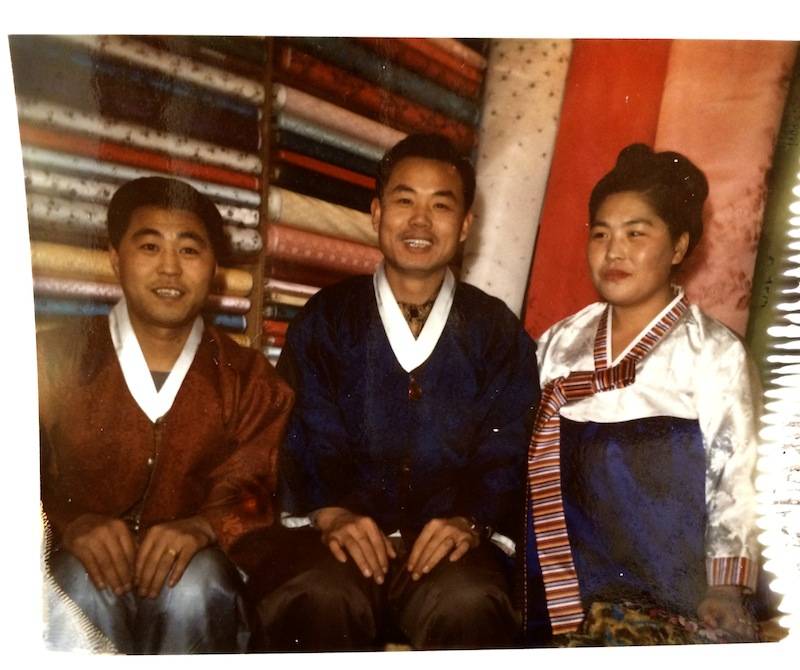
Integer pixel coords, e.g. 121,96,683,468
523,145,761,645
257,134,541,651
39,177,294,653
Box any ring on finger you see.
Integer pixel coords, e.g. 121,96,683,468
166,548,178,558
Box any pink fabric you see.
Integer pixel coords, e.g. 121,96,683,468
654,40,797,335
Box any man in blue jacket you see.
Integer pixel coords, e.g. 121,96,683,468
259,134,540,650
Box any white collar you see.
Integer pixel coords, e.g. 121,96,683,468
373,262,455,373
108,298,204,423
606,287,686,367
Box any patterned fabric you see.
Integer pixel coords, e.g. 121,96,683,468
552,599,758,646
526,296,689,634
396,297,437,338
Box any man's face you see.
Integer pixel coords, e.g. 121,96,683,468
371,157,472,281
110,205,217,333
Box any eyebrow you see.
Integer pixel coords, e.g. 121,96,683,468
130,228,209,246
589,217,655,228
389,183,458,200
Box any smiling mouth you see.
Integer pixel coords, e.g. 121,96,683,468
403,238,433,249
602,270,631,281
153,287,184,298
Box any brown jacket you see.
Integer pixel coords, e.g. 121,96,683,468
38,316,294,573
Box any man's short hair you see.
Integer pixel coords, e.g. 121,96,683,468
375,134,476,211
107,177,226,259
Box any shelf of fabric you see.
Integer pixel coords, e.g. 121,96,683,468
265,258,350,290
272,149,375,191
262,303,302,322
9,36,260,153
286,37,480,126
271,128,378,176
274,45,475,152
355,38,481,100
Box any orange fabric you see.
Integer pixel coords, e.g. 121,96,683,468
523,40,672,338
396,38,483,85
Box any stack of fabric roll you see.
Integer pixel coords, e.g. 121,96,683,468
266,36,489,362
10,35,269,347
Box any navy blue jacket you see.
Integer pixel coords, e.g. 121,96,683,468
277,275,540,542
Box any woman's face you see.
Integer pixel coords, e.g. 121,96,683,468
588,190,689,311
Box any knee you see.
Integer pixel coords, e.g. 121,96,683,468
49,551,116,612
428,581,509,622
160,548,241,615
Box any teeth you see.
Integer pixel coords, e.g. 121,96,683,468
405,239,432,249
155,288,182,298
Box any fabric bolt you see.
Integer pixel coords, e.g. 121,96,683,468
275,45,475,151
356,38,481,100
274,112,386,163
746,54,800,376
19,124,260,191
263,320,290,339
139,35,269,69
25,192,262,257
654,40,797,336
262,303,302,322
523,39,673,339
33,276,251,314
34,298,247,333
228,333,252,348
30,241,254,296
265,223,382,276
59,35,266,104
263,279,320,298
263,334,286,348
428,38,488,71
24,167,260,227
9,36,259,153
270,162,373,213
266,258,349,289
272,128,378,178
268,187,378,247
22,146,261,207
288,38,480,126
397,39,483,84
462,39,572,316
263,291,309,309
16,97,262,174
273,84,405,152
273,149,376,190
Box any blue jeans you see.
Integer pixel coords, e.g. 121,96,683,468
49,547,249,653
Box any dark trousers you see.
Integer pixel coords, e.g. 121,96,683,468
256,529,518,651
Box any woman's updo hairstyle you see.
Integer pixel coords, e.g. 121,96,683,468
589,143,709,259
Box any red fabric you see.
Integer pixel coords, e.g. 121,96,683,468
275,46,476,151
266,258,349,288
395,38,483,85
356,38,481,100
265,223,383,276
19,123,260,191
523,40,672,338
263,319,289,338
274,148,376,190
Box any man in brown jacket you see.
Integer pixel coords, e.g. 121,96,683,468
38,177,293,653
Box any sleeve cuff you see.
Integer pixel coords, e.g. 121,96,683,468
707,556,758,593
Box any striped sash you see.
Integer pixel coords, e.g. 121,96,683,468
525,296,689,635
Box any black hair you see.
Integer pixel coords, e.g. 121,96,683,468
589,143,709,258
375,133,476,211
107,176,226,259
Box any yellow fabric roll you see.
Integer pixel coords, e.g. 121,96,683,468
30,241,253,297
263,289,309,308
268,187,378,247
226,333,252,348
